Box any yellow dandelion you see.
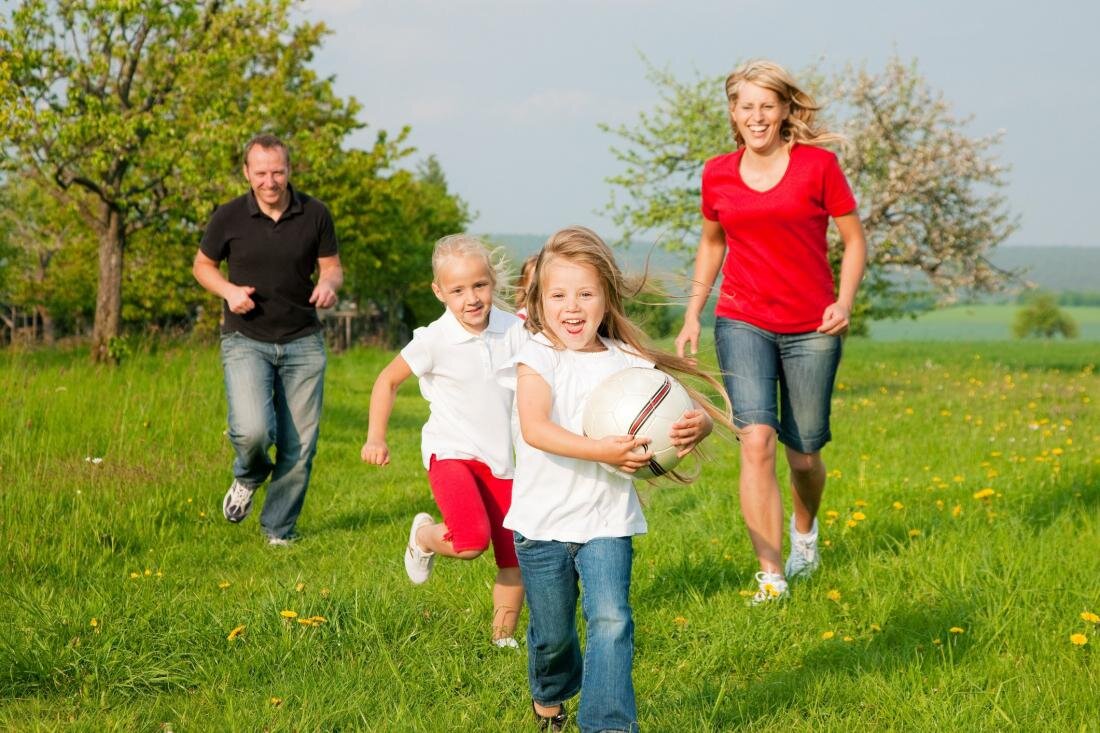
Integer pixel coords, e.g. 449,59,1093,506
218,580,231,590
826,589,842,602
155,570,163,578
297,618,313,626
843,636,854,642
89,617,98,628
270,697,283,707
951,504,963,518
904,407,914,415
1080,612,1100,624
199,511,207,518
823,539,832,547
310,616,327,624
129,572,140,579
908,528,922,538
738,589,754,597
821,631,835,640
144,569,152,576
295,582,305,593
870,624,882,632
826,510,839,519
973,488,995,500
935,500,945,510
852,512,866,521
320,588,331,598
854,499,868,508
846,519,858,528
227,624,246,641
279,610,298,619
933,639,942,646
673,616,688,626
892,501,904,510
1070,633,1088,646
952,475,964,483
949,627,965,634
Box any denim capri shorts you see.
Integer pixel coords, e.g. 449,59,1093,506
714,317,842,454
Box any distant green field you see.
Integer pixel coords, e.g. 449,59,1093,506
869,305,1100,341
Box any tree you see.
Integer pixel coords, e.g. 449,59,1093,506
316,134,470,346
0,0,359,361
602,57,1019,326
1013,293,1078,339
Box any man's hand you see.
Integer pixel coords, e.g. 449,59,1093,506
310,281,338,309
226,285,256,314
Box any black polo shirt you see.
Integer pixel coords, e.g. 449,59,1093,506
200,186,338,343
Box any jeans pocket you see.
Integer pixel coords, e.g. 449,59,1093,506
513,531,537,550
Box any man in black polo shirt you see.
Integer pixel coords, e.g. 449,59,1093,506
193,134,343,545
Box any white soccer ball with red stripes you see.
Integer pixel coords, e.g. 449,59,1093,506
582,367,694,481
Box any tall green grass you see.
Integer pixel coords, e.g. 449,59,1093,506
1,340,1097,731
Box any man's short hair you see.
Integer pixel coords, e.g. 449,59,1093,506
243,134,290,167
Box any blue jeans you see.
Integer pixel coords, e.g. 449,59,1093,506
219,331,326,539
714,317,841,453
514,533,638,733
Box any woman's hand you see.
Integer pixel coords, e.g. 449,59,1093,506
594,435,653,473
818,302,851,336
669,408,713,457
675,317,701,361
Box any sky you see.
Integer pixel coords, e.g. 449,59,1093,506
299,0,1100,248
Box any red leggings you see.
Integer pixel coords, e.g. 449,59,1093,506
427,456,518,569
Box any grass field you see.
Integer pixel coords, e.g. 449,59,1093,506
2,339,1098,731
869,304,1100,341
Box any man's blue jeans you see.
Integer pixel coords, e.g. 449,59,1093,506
219,331,326,539
514,533,638,733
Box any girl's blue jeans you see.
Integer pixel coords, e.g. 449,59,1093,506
514,532,639,733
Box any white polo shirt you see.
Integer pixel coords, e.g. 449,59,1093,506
502,333,653,543
401,306,527,479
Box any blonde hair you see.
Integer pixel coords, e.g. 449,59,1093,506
430,233,513,301
525,226,733,475
724,59,844,149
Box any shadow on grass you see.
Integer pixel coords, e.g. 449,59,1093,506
1017,473,1100,532
704,599,976,729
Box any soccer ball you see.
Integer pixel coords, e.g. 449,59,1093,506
582,367,694,481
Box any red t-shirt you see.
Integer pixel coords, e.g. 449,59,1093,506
701,143,857,333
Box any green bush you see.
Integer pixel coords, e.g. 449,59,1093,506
1013,293,1078,339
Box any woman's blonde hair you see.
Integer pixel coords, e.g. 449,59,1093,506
724,59,844,149
431,233,512,307
524,226,733,476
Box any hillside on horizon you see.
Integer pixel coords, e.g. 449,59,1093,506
484,234,1100,294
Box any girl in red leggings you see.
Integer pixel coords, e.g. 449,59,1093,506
362,234,528,647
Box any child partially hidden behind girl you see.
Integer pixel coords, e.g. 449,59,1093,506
362,234,528,647
503,226,731,732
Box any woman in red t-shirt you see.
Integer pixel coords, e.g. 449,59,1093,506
676,59,867,604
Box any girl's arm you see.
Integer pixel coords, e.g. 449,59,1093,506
517,364,653,473
361,355,414,466
818,212,867,335
675,218,727,358
669,404,715,457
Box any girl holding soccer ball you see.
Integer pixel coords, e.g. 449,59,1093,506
676,59,868,603
361,234,528,647
506,226,730,732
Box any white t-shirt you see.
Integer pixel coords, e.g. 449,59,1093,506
502,333,653,542
401,306,527,478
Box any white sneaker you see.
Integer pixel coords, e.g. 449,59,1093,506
404,513,436,585
222,480,255,523
784,516,821,580
750,571,789,605
492,636,520,649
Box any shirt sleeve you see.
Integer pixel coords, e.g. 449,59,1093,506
199,205,229,261
700,159,719,222
822,153,857,217
400,327,435,377
316,203,338,257
513,339,557,392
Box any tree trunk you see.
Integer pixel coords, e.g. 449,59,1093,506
91,204,125,363
35,305,56,346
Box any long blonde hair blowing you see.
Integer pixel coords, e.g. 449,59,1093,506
724,59,844,149
524,226,734,445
